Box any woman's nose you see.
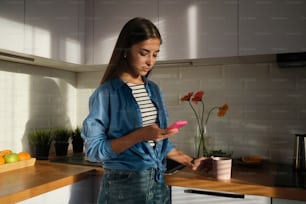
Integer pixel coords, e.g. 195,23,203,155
146,55,155,66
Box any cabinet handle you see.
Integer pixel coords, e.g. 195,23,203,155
184,189,245,199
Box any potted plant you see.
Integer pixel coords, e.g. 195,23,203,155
29,128,52,160
72,127,84,154
53,128,71,156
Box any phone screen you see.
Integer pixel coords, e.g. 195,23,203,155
167,120,188,129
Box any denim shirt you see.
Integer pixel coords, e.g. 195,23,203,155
81,77,175,182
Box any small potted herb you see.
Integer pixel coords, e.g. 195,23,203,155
53,128,71,156
72,127,84,153
29,128,52,160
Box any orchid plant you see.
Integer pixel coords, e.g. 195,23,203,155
181,91,228,157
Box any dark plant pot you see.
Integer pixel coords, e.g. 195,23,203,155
72,141,84,153
35,144,50,160
55,142,69,156
205,150,233,158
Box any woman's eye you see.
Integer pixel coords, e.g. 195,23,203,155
140,51,148,56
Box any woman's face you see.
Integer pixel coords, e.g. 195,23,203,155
128,38,160,77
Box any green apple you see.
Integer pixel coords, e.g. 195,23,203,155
4,153,19,163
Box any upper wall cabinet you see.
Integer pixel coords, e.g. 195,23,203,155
239,0,306,55
24,0,85,64
0,0,25,54
92,0,158,65
158,0,238,61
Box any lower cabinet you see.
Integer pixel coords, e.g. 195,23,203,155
17,176,101,204
171,186,271,204
272,198,306,204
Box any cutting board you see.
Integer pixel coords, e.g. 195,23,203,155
0,158,36,173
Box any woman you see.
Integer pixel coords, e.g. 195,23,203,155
81,17,211,204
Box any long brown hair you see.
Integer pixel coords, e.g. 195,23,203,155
100,17,162,84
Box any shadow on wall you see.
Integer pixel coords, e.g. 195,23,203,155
22,75,72,155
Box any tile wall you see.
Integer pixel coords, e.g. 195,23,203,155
77,59,306,164
158,62,306,164
1,56,306,164
0,60,76,154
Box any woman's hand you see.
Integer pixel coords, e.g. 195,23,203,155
140,124,179,142
191,157,213,172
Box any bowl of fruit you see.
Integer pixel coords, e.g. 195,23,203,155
0,149,35,173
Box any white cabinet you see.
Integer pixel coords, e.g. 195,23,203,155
0,0,25,53
17,176,101,204
171,186,271,204
24,0,85,64
272,198,306,204
92,0,158,64
239,0,306,56
158,0,238,61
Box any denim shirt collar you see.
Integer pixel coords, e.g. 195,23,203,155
110,76,149,90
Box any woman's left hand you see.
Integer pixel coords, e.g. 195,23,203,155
192,157,212,172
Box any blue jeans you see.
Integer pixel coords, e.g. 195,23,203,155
97,168,170,204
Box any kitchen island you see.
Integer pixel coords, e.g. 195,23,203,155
0,160,305,203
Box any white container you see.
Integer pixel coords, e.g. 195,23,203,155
212,157,232,181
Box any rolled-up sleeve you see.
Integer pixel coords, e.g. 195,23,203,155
81,88,118,162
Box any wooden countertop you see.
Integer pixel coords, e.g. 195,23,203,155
1,160,306,203
165,161,306,201
0,161,103,204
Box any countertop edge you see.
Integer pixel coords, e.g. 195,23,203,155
0,162,103,204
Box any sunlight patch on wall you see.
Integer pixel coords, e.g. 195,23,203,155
25,25,51,58
156,17,167,60
65,38,81,64
0,71,30,151
187,4,198,59
0,18,24,53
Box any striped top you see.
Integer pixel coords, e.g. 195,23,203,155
127,83,157,146
127,83,157,126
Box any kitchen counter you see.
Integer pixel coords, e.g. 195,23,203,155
165,161,306,201
0,160,306,203
0,161,103,203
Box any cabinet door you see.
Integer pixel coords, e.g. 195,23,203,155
0,0,25,53
171,186,270,204
158,0,238,61
272,198,306,204
24,0,84,64
92,0,158,65
17,176,101,204
239,0,306,55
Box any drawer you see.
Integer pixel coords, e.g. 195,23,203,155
171,186,271,204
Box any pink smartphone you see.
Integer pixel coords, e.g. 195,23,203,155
167,120,188,129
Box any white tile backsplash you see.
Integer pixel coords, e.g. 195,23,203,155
1,56,306,165
0,60,76,154
151,61,306,163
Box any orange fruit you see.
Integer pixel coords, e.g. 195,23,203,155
18,152,31,160
0,156,5,165
0,149,12,157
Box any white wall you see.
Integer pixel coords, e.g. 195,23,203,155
1,56,306,165
77,59,306,164
0,60,77,154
